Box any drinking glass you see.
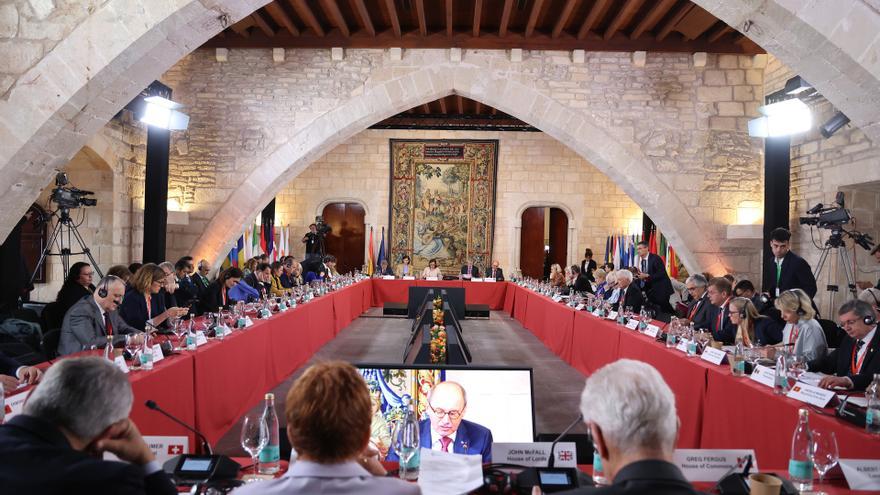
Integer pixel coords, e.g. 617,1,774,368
392,420,419,480
125,334,141,364
788,355,808,381
240,411,269,482
812,430,839,491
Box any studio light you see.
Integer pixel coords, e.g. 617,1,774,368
747,98,812,138
819,111,850,138
783,76,814,97
140,96,190,130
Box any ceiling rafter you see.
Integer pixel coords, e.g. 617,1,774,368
264,3,300,36
456,95,464,113
230,20,251,38
383,0,401,37
415,0,427,36
349,0,375,36
473,0,483,37
706,22,732,42
525,0,546,38
577,0,609,40
629,0,676,39
251,11,276,37
657,2,695,41
499,0,514,37
603,0,642,40
552,0,579,39
438,97,448,114
446,0,454,37
319,0,350,37
289,0,325,37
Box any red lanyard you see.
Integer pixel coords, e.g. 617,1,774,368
851,336,872,374
715,299,729,329
789,325,800,345
221,287,227,306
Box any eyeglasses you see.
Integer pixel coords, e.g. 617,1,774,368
429,404,462,420
686,287,698,292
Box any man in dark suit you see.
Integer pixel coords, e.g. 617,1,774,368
683,274,713,330
173,258,198,306
58,275,143,356
244,262,272,300
0,350,41,390
385,381,493,463
559,360,700,495
570,265,593,294
813,300,879,391
635,242,675,314
0,357,176,494
193,259,211,296
486,260,505,281
460,259,480,280
706,277,736,344
612,270,643,313
764,227,817,299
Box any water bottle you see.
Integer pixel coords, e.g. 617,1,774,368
732,339,745,377
686,328,698,357
592,446,607,486
397,396,420,480
104,335,114,361
774,352,789,395
139,334,154,370
867,374,880,435
788,408,814,492
258,393,281,474
186,327,197,351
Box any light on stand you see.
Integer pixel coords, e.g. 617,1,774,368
140,96,189,130
747,99,812,138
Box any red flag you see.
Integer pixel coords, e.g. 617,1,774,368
367,226,375,276
669,246,679,278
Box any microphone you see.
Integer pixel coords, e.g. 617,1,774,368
145,400,213,455
548,413,584,468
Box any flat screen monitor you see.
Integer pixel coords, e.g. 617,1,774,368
356,364,535,461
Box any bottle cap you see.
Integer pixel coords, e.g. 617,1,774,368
265,393,274,400
798,408,809,418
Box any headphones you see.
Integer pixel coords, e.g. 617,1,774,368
97,279,109,298
796,300,806,317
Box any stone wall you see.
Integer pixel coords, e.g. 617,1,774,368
275,129,643,274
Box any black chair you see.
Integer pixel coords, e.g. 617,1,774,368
0,341,45,366
40,301,62,333
41,328,61,360
817,318,844,349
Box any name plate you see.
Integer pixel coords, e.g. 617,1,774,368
575,304,585,311
425,277,439,281
552,295,563,303
195,331,208,346
245,316,254,327
625,319,639,330
644,324,661,338
674,449,758,482
700,347,727,365
3,390,28,421
471,278,483,282
152,344,164,363
382,275,395,280
749,365,776,388
606,311,618,321
491,442,577,468
105,436,189,464
840,459,880,491
786,382,835,407
402,276,416,280
591,310,602,317
676,340,690,353
484,278,496,283
114,356,130,373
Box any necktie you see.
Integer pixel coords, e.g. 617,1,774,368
641,258,647,273
104,312,113,337
776,260,782,287
856,340,865,351
440,436,452,452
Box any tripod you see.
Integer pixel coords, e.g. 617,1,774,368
29,208,104,286
812,230,857,315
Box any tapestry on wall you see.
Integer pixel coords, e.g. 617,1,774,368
389,139,498,275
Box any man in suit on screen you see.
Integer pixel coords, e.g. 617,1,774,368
386,381,493,463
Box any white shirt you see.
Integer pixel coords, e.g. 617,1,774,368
430,429,457,453
856,327,877,372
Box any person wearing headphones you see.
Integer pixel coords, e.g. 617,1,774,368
728,297,783,347
774,288,827,361
58,275,144,356
812,299,880,391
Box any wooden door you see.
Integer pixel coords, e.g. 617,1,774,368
549,207,569,270
321,203,365,274
519,207,545,279
20,204,47,283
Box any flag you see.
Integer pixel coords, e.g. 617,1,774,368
259,221,268,256
604,235,611,264
236,236,245,268
649,228,658,255
377,226,386,269
279,225,288,258
612,235,621,270
367,226,375,276
252,222,261,256
669,246,680,278
228,242,238,268
659,232,667,266
267,219,275,260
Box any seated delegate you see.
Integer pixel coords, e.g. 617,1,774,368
775,288,827,361
812,300,879,391
728,297,782,347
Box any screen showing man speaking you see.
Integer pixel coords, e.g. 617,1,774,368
357,365,535,464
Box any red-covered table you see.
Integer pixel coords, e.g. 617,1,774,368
128,352,197,449
369,279,507,310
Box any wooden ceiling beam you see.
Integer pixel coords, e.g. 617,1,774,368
456,95,464,114
499,0,514,37
289,0,325,36
629,0,676,40
421,103,431,113
473,0,483,37
577,0,609,40
320,0,350,37
265,3,300,36
383,0,402,37
349,0,375,36
603,0,641,40
525,0,546,38
439,97,448,114
474,100,482,114
491,106,498,115
251,11,276,37
446,0,454,37
230,20,251,38
415,0,427,36
552,0,579,39
706,23,732,43
656,2,694,41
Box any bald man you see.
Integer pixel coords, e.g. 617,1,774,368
385,381,493,463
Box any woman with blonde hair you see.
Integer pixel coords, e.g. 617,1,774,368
119,263,187,331
549,263,565,288
774,288,827,360
593,269,608,298
728,297,783,346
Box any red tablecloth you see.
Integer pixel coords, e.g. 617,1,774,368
371,279,412,306
569,312,621,376
128,352,197,450
464,281,507,310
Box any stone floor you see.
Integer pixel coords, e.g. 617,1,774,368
216,309,586,456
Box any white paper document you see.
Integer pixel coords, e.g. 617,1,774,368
417,447,484,495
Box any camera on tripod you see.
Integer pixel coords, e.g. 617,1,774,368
799,191,850,229
50,172,97,210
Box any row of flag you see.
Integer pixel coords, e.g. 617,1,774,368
366,226,387,276
602,228,679,278
225,221,291,268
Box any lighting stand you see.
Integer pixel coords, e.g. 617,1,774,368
812,230,857,315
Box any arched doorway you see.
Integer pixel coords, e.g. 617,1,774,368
519,207,568,280
321,202,365,274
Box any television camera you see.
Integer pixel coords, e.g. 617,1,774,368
50,171,97,210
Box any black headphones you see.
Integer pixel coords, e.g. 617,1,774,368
796,300,806,317
97,279,109,298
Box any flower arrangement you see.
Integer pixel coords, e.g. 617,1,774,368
430,296,447,363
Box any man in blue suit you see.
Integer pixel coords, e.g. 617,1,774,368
386,381,493,463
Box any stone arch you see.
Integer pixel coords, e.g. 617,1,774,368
190,65,711,275
512,201,579,273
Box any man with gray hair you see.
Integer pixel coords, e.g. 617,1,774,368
812,299,879,391
0,357,176,494
58,275,143,356
611,270,643,314
683,274,711,330
559,359,699,494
